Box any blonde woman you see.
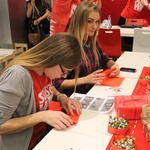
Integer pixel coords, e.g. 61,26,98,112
0,33,82,150
54,1,120,96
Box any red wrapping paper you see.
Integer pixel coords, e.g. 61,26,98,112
48,101,80,124
114,95,148,120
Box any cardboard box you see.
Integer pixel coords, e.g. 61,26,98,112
114,95,148,120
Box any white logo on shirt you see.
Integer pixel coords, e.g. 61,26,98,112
38,84,53,111
134,0,145,11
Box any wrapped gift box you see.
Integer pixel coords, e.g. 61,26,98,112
114,95,148,120
141,104,150,141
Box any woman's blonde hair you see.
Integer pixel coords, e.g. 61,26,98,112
68,1,101,69
6,32,82,70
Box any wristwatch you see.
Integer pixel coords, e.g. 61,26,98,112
56,93,67,102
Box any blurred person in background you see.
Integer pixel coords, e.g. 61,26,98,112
50,0,102,35
112,0,150,25
26,0,51,40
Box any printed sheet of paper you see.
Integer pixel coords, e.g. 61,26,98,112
70,87,124,113
70,93,114,113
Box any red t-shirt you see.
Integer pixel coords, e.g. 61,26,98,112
29,70,53,149
50,0,81,35
121,0,150,19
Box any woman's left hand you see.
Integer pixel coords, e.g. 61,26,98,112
33,19,39,26
59,96,82,116
109,63,120,77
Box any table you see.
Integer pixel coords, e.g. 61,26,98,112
112,25,150,37
0,48,15,64
0,48,14,56
33,52,149,150
116,51,150,79
34,78,138,150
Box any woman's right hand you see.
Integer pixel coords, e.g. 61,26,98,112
31,0,35,6
41,111,73,130
83,69,105,84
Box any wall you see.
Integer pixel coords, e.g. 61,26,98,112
8,0,27,45
0,0,27,48
101,0,127,25
0,0,12,48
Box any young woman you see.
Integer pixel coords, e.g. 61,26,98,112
0,33,82,150
54,1,120,96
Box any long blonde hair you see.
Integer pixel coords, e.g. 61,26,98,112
6,32,82,70
68,1,101,69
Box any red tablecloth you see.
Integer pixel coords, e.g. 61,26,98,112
132,67,150,95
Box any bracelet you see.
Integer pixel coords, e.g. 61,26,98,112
56,93,67,102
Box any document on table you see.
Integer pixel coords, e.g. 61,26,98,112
70,87,124,113
70,92,114,113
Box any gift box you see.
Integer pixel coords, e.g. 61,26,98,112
114,95,148,120
141,104,150,141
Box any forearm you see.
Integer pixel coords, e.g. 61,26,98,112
0,112,44,135
59,78,85,91
38,9,49,23
26,3,34,18
141,0,150,9
146,3,150,10
106,60,116,68
97,0,102,9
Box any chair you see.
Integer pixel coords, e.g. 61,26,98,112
14,43,28,51
97,28,124,58
132,29,150,53
126,18,149,27
13,47,24,58
0,48,24,74
0,53,14,73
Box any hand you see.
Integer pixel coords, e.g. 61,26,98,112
31,0,35,6
33,19,39,26
83,69,105,84
41,111,73,130
142,0,148,6
59,97,82,116
109,63,120,77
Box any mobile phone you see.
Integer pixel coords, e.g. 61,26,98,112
120,67,137,73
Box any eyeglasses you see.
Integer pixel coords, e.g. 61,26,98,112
59,64,72,76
